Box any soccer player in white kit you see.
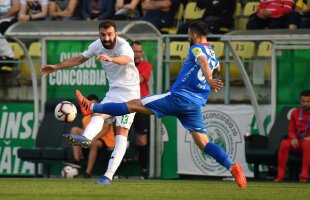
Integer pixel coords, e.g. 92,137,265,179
40,20,140,184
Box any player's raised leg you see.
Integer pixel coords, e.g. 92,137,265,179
77,90,130,116
76,90,94,116
77,89,149,116
191,132,247,189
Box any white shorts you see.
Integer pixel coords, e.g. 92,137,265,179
101,87,139,129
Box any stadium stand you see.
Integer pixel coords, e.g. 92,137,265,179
209,41,225,59
9,42,24,59
254,41,272,83
169,41,190,80
183,2,205,23
232,1,242,31
236,1,260,30
160,3,184,34
257,41,272,57
231,41,256,59
221,41,256,84
19,42,42,85
244,107,302,179
28,42,41,57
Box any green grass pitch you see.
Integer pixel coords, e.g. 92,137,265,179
0,178,309,200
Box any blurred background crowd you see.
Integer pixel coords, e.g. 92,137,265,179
2,0,310,36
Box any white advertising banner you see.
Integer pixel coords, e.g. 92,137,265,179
177,104,259,177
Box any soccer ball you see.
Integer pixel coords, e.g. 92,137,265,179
54,101,77,122
61,165,79,178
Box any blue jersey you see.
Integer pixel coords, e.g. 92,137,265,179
170,43,220,106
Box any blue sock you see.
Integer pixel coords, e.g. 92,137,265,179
204,142,233,171
93,102,129,116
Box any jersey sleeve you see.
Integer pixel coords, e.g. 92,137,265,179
190,44,220,72
190,44,206,63
82,41,96,59
118,42,134,60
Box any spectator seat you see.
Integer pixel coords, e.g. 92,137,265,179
236,2,260,30
169,41,190,80
183,2,205,23
209,41,225,59
161,3,184,34
245,107,302,179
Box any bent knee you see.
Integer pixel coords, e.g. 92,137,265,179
280,139,291,148
71,127,83,134
191,132,209,150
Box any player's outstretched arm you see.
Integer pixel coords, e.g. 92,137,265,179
40,64,57,77
40,54,87,76
96,54,131,65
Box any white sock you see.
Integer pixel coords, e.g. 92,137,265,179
83,116,104,140
104,135,127,180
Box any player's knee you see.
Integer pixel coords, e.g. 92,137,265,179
71,127,83,135
193,139,208,150
191,132,209,150
127,99,144,112
280,139,291,149
90,140,102,150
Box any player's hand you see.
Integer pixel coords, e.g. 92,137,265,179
257,10,270,19
96,54,113,62
40,64,58,77
209,79,223,93
291,138,299,149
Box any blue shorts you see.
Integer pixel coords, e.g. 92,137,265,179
141,92,207,134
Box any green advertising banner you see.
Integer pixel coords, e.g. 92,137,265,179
46,40,159,100
276,49,310,114
0,102,35,176
46,40,109,100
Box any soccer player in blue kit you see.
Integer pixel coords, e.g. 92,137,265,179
75,21,247,189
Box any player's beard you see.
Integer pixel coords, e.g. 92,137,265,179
101,37,117,49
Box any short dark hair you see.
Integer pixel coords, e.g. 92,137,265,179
300,89,310,97
99,20,117,31
189,21,208,36
131,41,142,46
87,94,99,102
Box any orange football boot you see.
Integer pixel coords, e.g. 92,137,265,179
231,163,247,189
76,90,93,116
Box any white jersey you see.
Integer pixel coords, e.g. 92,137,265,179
83,37,140,102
